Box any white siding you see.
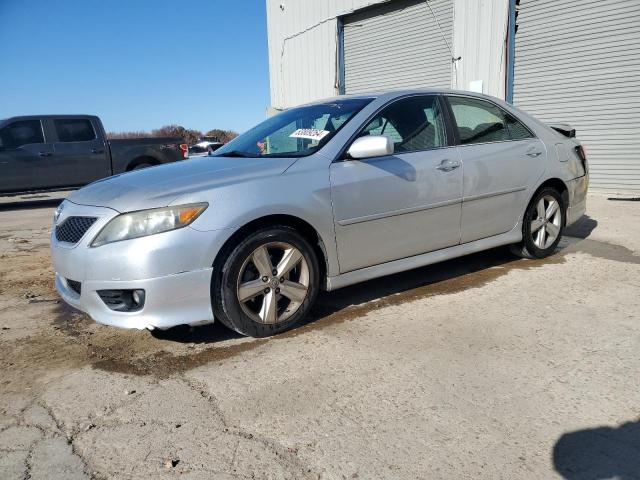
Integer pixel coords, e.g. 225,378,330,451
343,0,453,94
453,0,509,98
266,0,391,109
514,0,640,193
266,0,508,108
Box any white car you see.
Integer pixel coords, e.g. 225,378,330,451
51,89,588,337
188,141,223,158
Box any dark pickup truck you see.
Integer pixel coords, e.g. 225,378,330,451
0,115,188,195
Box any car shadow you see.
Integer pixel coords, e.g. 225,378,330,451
153,213,598,344
553,419,640,479
150,320,241,343
564,214,598,239
362,155,418,181
0,197,64,211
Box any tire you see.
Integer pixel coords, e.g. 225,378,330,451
211,226,320,337
131,162,153,170
511,187,565,259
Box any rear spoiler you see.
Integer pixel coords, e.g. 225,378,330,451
548,123,576,138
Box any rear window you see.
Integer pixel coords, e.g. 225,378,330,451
448,96,533,144
54,119,96,142
0,120,45,148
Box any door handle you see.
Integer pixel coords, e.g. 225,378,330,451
436,159,461,172
526,149,542,158
38,152,52,157
91,149,104,154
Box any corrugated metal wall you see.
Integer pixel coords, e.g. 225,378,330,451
267,0,508,109
342,0,453,94
513,0,640,193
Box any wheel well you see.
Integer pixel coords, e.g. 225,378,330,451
213,214,329,285
534,178,569,208
126,156,159,171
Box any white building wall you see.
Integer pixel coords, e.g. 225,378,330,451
267,0,391,110
453,0,509,99
267,0,509,109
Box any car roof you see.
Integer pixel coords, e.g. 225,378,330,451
301,88,506,107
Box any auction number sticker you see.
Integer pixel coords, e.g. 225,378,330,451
289,128,330,141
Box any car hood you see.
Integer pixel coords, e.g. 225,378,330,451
67,156,298,212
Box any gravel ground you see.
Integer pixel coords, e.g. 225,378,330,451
0,192,638,479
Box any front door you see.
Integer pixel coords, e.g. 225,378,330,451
0,118,55,193
445,95,547,243
330,95,463,273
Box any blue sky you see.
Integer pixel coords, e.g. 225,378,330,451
0,0,270,134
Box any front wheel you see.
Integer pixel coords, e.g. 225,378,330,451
211,226,320,337
511,187,565,259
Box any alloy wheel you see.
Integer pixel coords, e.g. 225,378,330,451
236,242,310,324
530,195,562,249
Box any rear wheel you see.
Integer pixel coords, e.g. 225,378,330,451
511,187,565,259
212,226,319,337
131,162,153,170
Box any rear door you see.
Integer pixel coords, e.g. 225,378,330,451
50,117,110,186
444,95,546,243
0,118,55,192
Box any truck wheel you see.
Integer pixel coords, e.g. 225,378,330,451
510,187,565,259
131,162,153,170
211,226,320,337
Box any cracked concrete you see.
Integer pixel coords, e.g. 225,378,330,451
1,192,639,479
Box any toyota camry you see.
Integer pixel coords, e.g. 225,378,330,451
51,90,588,337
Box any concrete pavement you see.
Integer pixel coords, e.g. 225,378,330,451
1,193,639,479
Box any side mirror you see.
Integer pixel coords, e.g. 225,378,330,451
346,135,394,159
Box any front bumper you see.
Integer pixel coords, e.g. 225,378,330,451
54,269,213,329
51,200,231,330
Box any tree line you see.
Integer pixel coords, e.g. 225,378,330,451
107,125,238,145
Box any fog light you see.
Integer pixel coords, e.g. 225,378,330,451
98,289,145,312
132,289,144,305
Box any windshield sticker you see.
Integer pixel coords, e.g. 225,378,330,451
289,128,330,141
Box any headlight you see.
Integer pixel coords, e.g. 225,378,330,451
91,203,208,247
53,201,65,224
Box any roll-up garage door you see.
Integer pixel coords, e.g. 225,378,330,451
513,0,640,193
343,0,453,94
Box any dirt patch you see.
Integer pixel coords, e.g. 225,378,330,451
0,248,55,296
1,234,638,385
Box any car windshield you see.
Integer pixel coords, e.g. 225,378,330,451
213,98,373,158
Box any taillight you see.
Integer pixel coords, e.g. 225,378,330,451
576,145,587,162
179,143,188,159
575,145,588,173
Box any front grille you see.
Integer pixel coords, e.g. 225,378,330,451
55,216,97,244
66,279,81,295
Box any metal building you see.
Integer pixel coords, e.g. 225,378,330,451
266,0,640,193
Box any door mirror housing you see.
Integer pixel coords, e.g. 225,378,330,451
347,135,394,160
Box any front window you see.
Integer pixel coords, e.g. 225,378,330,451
214,98,373,158
0,120,45,149
358,95,447,152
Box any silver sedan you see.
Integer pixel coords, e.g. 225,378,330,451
51,89,588,337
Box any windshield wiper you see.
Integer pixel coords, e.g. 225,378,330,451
215,150,251,158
